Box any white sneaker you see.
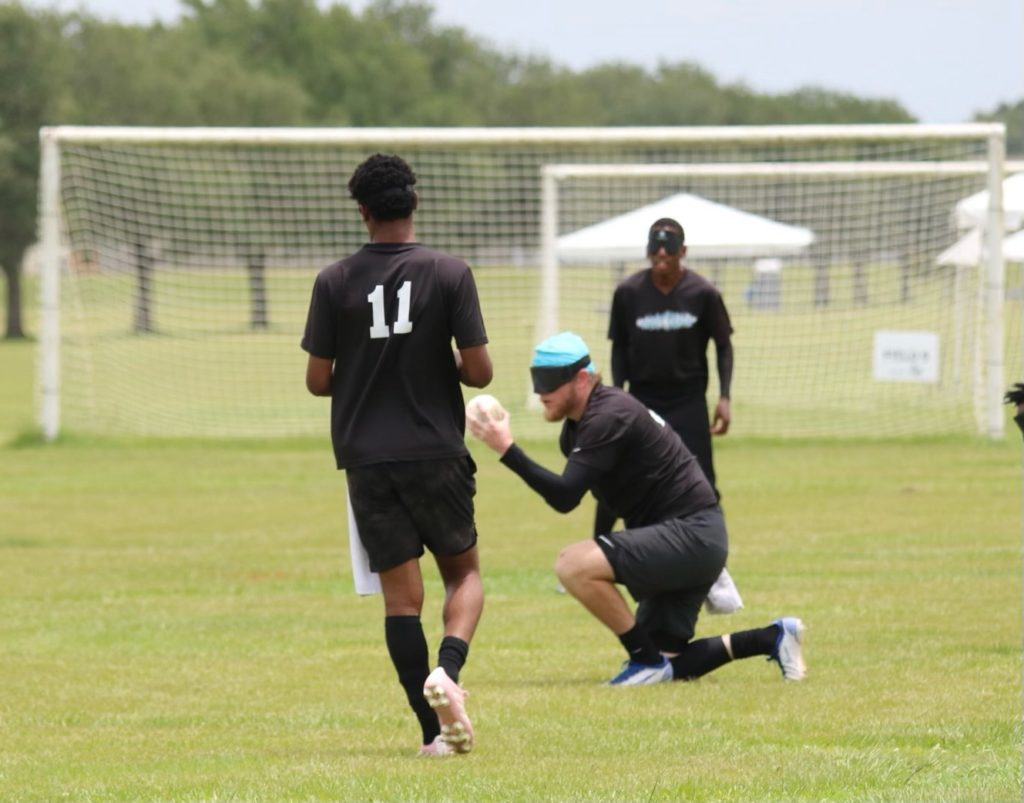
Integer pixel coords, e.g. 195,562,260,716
768,617,807,681
417,734,454,757
423,667,474,753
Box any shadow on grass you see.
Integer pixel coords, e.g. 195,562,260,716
5,429,49,449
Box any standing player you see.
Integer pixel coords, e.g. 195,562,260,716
1006,383,1024,438
302,153,492,756
467,331,806,686
601,217,739,610
607,217,733,497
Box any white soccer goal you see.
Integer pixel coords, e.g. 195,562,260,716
37,124,1012,441
540,157,1011,439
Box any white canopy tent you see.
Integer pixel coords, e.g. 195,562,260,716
555,193,815,263
954,172,1024,231
935,226,1024,267
1004,229,1024,261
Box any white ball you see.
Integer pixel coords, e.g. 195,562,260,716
465,393,507,424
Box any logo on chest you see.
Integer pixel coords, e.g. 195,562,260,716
635,311,698,331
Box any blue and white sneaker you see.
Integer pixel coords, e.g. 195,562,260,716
768,617,807,681
607,657,673,686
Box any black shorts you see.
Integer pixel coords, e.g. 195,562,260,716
346,455,478,573
596,505,728,652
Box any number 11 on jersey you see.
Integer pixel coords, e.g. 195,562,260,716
367,281,414,339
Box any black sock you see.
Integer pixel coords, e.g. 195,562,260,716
437,635,469,683
384,615,440,745
730,624,780,659
669,637,731,681
618,624,662,665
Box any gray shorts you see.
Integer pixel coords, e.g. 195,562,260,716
596,505,728,652
346,455,478,573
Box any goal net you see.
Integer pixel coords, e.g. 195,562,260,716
37,125,1012,441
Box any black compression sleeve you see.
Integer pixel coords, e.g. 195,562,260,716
610,342,629,389
499,443,599,513
716,340,733,399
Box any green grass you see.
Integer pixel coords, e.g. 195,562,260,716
0,333,1021,802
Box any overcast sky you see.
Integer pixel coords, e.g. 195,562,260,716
23,0,1024,124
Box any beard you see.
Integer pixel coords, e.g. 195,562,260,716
542,403,564,422
541,384,578,422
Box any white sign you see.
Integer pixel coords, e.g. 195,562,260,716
873,330,940,383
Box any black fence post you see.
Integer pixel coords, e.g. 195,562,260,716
134,241,154,333
248,251,269,329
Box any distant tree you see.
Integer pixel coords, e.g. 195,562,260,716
975,99,1024,157
764,86,915,124
0,4,68,339
182,0,408,124
364,0,514,124
66,16,309,125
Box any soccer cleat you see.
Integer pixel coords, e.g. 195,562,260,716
417,734,454,758
768,617,807,681
423,667,474,753
607,656,674,686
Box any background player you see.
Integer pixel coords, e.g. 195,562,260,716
607,216,733,496
600,217,741,612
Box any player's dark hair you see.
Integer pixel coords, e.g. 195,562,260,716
348,153,418,221
650,217,685,243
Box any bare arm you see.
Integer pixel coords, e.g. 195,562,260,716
305,355,333,396
457,344,493,388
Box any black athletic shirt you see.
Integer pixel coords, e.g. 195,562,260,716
301,242,488,469
608,268,732,404
558,384,718,527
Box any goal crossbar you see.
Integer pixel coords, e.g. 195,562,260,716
42,123,1005,146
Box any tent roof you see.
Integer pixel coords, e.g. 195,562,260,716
935,226,1024,267
954,172,1024,230
555,193,815,263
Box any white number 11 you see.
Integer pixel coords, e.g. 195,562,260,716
367,281,413,339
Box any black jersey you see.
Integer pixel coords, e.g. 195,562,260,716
558,384,717,528
301,242,488,469
608,268,732,403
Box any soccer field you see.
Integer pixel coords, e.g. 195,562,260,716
0,335,1020,802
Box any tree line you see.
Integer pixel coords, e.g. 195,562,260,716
1,0,1019,338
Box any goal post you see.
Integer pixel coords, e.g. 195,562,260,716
36,123,1010,441
39,129,61,442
